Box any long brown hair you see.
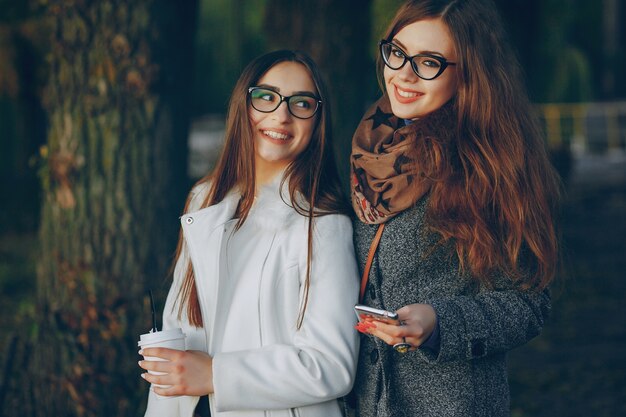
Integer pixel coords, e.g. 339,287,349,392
381,0,560,289
175,50,347,328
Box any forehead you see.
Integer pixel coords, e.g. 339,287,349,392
394,18,456,57
257,61,317,95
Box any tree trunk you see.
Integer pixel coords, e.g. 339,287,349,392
263,0,373,189
21,1,197,416
602,0,619,98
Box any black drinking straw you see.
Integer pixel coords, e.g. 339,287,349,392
148,290,158,332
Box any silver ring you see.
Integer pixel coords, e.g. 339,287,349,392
393,337,410,353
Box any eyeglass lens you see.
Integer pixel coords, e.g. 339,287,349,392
249,88,319,119
381,42,445,80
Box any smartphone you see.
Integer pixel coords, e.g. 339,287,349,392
354,304,400,325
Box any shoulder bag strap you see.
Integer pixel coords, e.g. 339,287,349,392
359,223,385,303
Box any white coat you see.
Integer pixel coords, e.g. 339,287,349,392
144,179,360,417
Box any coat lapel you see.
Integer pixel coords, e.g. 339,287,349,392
181,191,239,353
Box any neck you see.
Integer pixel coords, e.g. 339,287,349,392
254,157,288,192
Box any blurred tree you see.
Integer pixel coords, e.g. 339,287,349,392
0,0,48,232
11,1,198,416
192,0,267,117
493,0,542,99
538,0,594,103
371,0,405,41
264,0,374,188
600,0,621,99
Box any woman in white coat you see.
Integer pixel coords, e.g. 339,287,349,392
138,50,360,417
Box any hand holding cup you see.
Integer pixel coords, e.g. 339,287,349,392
138,346,214,397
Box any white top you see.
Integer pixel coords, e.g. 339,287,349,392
218,217,262,352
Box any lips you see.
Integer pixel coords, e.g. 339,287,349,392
261,129,292,142
393,84,423,104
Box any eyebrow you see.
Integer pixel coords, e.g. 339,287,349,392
392,38,447,58
256,84,318,97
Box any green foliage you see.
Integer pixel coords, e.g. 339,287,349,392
192,0,268,116
545,46,593,103
371,0,404,45
528,0,600,102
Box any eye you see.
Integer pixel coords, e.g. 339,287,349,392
251,89,277,102
390,46,405,58
419,57,443,68
292,97,314,109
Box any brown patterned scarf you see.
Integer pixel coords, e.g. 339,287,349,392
351,95,455,224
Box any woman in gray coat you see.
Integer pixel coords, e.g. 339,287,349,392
349,0,560,416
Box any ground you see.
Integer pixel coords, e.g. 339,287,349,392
509,154,626,416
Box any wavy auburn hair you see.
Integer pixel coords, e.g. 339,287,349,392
380,0,560,289
174,50,347,328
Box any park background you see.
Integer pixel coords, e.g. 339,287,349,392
0,0,625,416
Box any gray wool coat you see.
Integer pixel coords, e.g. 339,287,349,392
351,196,551,417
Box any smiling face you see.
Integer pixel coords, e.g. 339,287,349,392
249,61,318,182
384,18,458,120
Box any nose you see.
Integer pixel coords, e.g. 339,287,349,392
272,100,292,123
397,61,419,83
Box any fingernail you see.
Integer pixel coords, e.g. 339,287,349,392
140,373,146,379
138,349,144,355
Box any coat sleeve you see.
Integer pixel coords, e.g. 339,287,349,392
211,214,360,411
143,246,200,417
421,277,551,364
143,185,209,417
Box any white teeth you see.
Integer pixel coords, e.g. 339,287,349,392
397,87,418,98
263,130,290,140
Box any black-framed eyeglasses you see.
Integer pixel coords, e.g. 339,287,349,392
379,40,456,80
247,87,322,120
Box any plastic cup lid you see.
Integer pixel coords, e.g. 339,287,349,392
138,328,185,346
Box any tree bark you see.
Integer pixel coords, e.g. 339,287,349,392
22,1,197,415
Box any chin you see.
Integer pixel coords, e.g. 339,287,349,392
390,103,419,120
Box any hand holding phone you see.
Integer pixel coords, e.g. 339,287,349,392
355,304,412,352
354,304,401,325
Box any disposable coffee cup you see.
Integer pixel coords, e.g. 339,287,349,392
138,328,186,398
